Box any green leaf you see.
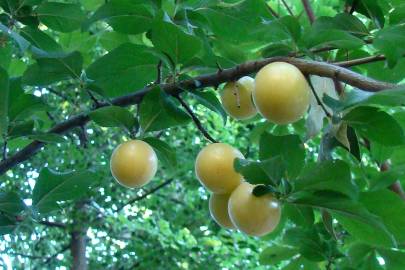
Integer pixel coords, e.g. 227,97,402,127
261,43,293,58
0,214,16,235
89,106,137,131
284,204,314,228
295,160,358,199
0,66,9,137
259,133,305,178
374,25,405,67
8,120,34,138
22,51,83,86
36,2,86,33
151,21,202,65
143,137,177,175
289,192,395,247
189,90,227,124
8,78,47,122
282,256,321,270
305,29,364,50
28,133,67,143
344,106,405,146
360,190,405,243
330,86,405,112
259,245,298,265
390,4,405,25
377,248,405,270
0,192,25,214
234,158,271,185
19,26,62,52
197,1,276,44
348,0,385,28
84,0,154,34
283,227,326,262
139,87,191,132
234,157,284,186
312,14,369,36
32,168,98,214
368,168,403,191
86,43,159,97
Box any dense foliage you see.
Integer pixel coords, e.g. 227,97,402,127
1,0,405,269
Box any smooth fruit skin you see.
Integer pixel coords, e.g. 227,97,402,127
253,62,310,124
228,182,281,236
110,140,158,188
220,76,257,120
209,193,235,229
195,143,244,194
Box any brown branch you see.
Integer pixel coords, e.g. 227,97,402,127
334,54,387,67
301,0,315,24
116,178,174,212
175,95,218,143
0,56,398,176
380,162,405,201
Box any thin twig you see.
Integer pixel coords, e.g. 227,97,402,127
2,140,7,160
301,0,315,24
175,95,218,143
281,0,294,16
116,178,174,212
266,4,279,18
86,89,101,108
305,75,332,118
43,245,70,264
334,54,387,67
156,60,163,84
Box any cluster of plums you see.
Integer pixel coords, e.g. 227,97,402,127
109,62,311,236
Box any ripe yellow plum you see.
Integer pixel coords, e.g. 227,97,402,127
220,76,257,120
228,182,281,236
209,193,235,229
110,140,158,188
195,143,244,194
253,62,310,124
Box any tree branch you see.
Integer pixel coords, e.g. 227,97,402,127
43,245,70,265
334,54,387,67
39,220,67,229
0,56,398,176
175,95,218,143
301,0,315,24
116,178,174,212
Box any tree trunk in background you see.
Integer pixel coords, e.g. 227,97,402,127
71,201,88,270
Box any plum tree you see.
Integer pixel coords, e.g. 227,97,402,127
220,76,257,120
253,62,311,124
110,140,158,188
228,182,281,236
209,193,235,229
195,143,244,194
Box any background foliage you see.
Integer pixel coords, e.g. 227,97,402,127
0,0,405,269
